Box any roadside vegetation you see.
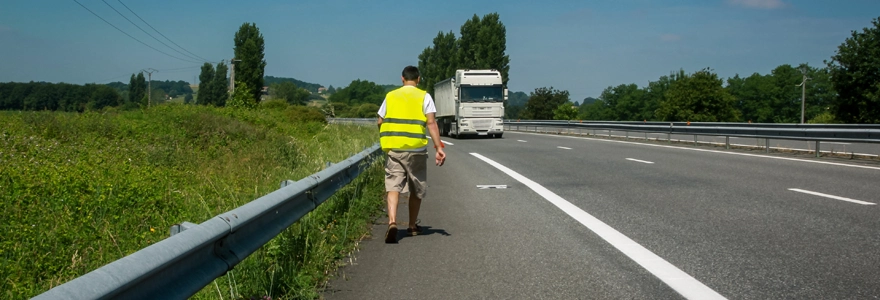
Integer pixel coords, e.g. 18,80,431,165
0,101,384,299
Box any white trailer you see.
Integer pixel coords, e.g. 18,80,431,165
433,69,507,138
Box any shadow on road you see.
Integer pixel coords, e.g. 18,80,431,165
396,225,451,241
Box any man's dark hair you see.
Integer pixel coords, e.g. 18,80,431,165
402,66,420,81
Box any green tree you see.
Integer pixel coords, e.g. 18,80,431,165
128,73,145,106
578,100,612,120
418,31,457,95
271,81,310,105
211,61,229,106
198,63,215,105
418,13,510,93
553,102,579,120
522,87,570,120
328,79,385,105
234,23,267,104
184,93,193,104
475,13,510,87
227,81,257,109
826,17,880,123
457,13,510,87
656,68,740,122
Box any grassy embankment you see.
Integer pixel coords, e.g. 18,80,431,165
0,102,383,299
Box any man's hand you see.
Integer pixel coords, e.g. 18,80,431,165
435,148,446,166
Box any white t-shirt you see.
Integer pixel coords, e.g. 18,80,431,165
377,86,437,152
376,86,437,117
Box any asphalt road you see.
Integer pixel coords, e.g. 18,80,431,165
322,131,880,299
508,125,880,158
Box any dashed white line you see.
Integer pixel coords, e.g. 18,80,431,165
508,131,880,171
557,146,572,150
788,188,876,205
626,158,655,164
470,153,726,300
441,140,454,146
517,140,527,142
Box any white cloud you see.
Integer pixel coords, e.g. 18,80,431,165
660,34,682,42
727,0,787,9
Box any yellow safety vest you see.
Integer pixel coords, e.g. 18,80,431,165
380,86,428,152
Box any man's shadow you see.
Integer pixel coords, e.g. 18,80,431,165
396,225,451,240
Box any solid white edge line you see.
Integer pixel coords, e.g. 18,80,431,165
470,152,726,300
626,158,655,164
788,188,876,205
557,146,572,150
508,131,880,171
427,137,454,145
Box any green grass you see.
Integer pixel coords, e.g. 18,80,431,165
0,103,383,299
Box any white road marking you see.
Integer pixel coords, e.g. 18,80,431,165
517,140,527,142
788,188,876,206
509,132,880,171
476,185,508,189
557,146,572,150
626,158,655,164
427,137,454,145
470,153,726,300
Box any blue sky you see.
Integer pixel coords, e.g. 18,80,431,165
1,0,878,102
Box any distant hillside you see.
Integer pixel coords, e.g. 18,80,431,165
264,76,323,93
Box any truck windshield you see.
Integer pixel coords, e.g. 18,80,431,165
460,86,503,102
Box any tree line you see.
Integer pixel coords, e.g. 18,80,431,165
515,16,880,124
0,82,122,111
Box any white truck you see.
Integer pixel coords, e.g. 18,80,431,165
433,69,507,138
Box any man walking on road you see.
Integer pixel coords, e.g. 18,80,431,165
377,65,446,244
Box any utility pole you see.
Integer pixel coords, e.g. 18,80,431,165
797,67,811,124
142,68,158,108
229,58,242,93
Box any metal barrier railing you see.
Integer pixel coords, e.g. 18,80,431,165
505,120,880,157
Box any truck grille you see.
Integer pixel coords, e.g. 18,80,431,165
472,119,492,130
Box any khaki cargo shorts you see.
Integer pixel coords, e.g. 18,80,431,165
385,150,428,199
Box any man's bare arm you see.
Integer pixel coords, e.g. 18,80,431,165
426,113,446,166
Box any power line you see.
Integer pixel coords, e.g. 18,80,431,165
160,65,204,72
100,0,206,63
116,0,214,63
72,0,202,64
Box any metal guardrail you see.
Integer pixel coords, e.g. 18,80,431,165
505,120,880,158
505,120,880,143
34,144,384,300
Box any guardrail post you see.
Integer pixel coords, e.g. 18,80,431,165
667,133,671,144
645,132,648,141
765,138,770,153
625,131,629,140
694,135,698,146
725,136,730,150
816,141,820,158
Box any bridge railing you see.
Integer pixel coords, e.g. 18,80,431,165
34,143,383,300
